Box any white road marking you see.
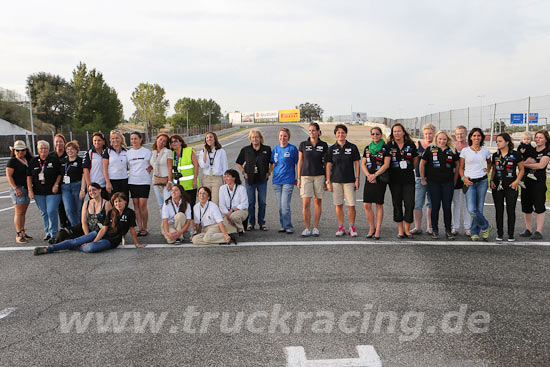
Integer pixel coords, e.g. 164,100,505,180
0,195,12,199
285,345,382,367
2,239,550,252
223,135,250,147
0,200,35,212
0,307,16,320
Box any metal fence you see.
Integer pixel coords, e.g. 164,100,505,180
391,95,550,140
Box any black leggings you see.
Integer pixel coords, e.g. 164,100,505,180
389,182,415,223
428,181,454,234
492,186,518,237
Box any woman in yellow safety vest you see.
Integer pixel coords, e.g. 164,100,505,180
169,134,199,214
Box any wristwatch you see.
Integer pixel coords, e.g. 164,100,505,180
325,180,331,185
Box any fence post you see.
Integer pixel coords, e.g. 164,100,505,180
69,131,73,141
489,103,497,147
86,131,90,150
438,112,441,131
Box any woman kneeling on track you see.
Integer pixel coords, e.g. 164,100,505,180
162,184,192,244
192,186,238,245
34,192,143,255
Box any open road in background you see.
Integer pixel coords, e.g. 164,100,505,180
1,124,549,366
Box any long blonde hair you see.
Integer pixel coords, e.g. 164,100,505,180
110,130,127,148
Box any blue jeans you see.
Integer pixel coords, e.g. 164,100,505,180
465,178,490,236
414,177,432,210
245,180,267,226
427,181,454,234
153,185,170,211
34,194,62,237
62,181,83,226
47,231,112,253
273,184,294,230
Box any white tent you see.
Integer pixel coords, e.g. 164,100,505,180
0,118,34,136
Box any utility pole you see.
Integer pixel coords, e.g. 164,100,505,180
27,80,36,155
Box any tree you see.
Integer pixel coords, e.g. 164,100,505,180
27,72,75,131
297,102,323,122
327,116,334,122
71,62,123,132
170,97,222,129
131,83,169,138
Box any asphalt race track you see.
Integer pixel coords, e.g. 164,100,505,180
1,124,549,366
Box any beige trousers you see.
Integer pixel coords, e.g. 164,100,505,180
163,212,189,244
192,219,237,245
202,175,224,205
224,209,248,232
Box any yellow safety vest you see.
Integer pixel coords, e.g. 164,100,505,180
173,147,199,190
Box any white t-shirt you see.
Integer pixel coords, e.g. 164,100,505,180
218,184,248,214
150,147,171,178
162,199,192,224
103,147,128,180
460,146,491,179
127,147,152,185
198,148,228,176
193,201,223,227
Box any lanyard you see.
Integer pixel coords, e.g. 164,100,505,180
173,150,181,169
208,149,217,167
65,159,76,175
199,201,210,223
39,159,46,173
227,185,237,210
170,199,179,216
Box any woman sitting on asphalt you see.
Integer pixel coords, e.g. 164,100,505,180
218,169,249,235
490,133,524,242
419,130,459,240
6,140,33,244
34,192,143,255
520,129,550,240
192,186,238,245
361,126,390,240
162,184,192,244
458,127,493,241
53,182,112,244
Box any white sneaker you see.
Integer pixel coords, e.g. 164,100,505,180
335,226,346,237
349,225,358,237
312,228,320,237
301,228,311,237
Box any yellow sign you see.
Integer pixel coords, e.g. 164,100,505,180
279,109,300,122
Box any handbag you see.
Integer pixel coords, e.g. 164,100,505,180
153,175,169,186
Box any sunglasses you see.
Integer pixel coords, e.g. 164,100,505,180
371,132,381,136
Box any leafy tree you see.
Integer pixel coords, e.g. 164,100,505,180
71,62,123,132
327,116,334,122
27,72,75,131
131,83,169,137
170,97,222,129
297,102,323,122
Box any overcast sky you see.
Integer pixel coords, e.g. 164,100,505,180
2,0,549,120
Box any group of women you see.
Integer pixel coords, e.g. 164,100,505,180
5,124,550,254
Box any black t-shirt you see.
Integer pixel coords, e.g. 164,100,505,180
102,207,136,248
421,146,459,184
7,157,29,187
517,143,536,162
299,138,328,176
236,144,272,185
60,156,84,183
529,147,550,181
326,140,360,183
363,143,390,174
388,141,418,184
27,155,62,195
491,150,522,185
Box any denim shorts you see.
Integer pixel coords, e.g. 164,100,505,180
9,186,30,205
414,177,432,210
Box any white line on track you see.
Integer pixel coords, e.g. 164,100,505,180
2,240,550,252
0,200,35,212
0,308,16,320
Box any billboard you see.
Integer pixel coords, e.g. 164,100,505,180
254,110,278,122
279,109,300,122
241,112,255,123
229,112,242,125
352,112,367,121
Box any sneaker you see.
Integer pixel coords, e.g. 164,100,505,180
482,225,493,240
507,237,516,242
335,226,346,237
495,236,504,241
33,247,47,256
446,232,455,240
43,234,51,241
471,235,480,241
311,228,320,237
519,229,532,237
451,229,458,236
465,230,471,237
431,232,439,239
531,231,543,240
349,225,358,237
301,228,311,237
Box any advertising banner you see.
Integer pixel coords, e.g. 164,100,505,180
254,111,278,122
241,112,255,123
229,112,242,125
279,109,300,122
